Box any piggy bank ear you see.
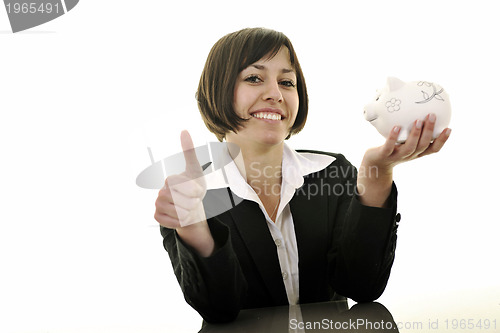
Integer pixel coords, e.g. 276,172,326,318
387,77,405,92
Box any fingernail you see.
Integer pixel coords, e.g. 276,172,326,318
429,113,436,123
416,120,423,130
393,126,401,133
445,128,452,136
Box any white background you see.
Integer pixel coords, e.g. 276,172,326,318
1,1,499,332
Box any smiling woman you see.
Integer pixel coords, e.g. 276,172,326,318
196,28,308,142
229,47,299,149
154,27,450,324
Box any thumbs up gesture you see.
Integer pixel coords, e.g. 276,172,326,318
154,131,208,229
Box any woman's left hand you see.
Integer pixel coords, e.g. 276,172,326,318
357,113,451,207
363,113,452,173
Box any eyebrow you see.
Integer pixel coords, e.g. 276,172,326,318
251,64,295,74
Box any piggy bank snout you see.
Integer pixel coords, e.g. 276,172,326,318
363,104,378,122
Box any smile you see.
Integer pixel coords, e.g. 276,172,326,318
251,112,282,121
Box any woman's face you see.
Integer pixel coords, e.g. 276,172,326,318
227,47,299,147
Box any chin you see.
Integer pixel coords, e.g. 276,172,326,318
230,126,288,147
258,131,286,146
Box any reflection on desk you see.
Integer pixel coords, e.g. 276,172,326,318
199,301,398,332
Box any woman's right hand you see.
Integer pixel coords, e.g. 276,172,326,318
154,130,215,256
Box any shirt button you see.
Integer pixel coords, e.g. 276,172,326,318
282,272,288,280
275,239,282,247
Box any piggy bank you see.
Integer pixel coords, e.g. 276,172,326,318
364,77,451,142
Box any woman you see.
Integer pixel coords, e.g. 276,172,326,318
154,28,451,323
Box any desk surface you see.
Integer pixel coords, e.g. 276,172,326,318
197,288,500,333
200,300,398,332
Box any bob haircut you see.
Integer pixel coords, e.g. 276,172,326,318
196,27,308,142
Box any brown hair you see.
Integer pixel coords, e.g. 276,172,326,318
196,27,308,141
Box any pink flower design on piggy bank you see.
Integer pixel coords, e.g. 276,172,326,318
363,77,452,143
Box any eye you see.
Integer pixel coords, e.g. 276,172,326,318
244,75,262,84
280,80,296,88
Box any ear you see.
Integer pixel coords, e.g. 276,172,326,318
387,77,405,92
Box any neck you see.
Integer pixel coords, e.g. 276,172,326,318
227,139,284,194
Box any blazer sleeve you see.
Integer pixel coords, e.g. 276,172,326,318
327,154,400,302
160,217,248,323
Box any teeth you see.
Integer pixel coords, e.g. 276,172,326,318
252,112,282,120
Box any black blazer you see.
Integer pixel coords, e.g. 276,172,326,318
161,151,400,323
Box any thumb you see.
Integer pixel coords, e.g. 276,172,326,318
180,130,202,176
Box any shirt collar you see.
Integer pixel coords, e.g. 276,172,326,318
281,143,336,189
205,142,336,195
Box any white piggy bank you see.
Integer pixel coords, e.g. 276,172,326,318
364,77,451,142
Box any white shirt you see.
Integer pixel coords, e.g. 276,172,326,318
205,143,335,305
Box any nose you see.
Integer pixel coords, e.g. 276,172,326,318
262,81,283,103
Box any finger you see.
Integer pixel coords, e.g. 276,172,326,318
156,192,197,221
168,174,205,198
154,210,181,229
157,183,200,215
170,189,203,210
419,128,452,158
155,190,178,217
398,119,423,158
380,126,401,157
160,202,198,225
155,195,178,221
413,114,435,156
156,202,180,220
159,181,176,204
180,130,203,176
173,205,191,221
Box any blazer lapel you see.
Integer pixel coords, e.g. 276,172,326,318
228,196,288,305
